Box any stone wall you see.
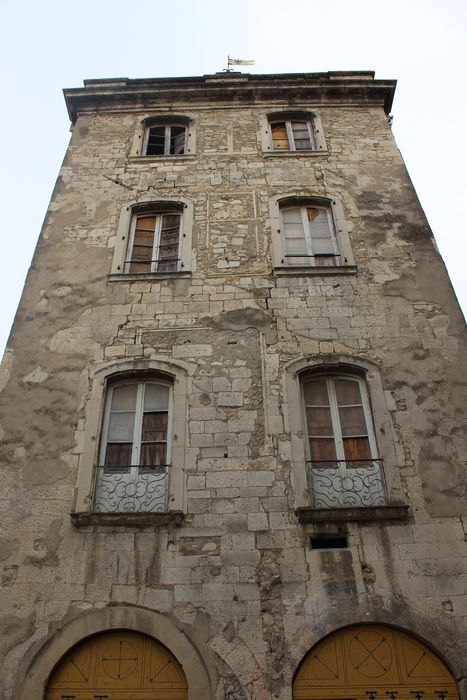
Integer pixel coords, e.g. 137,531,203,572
0,81,466,699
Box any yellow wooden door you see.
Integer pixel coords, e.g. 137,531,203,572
293,625,459,700
46,631,188,699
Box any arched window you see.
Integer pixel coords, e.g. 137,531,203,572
95,376,173,513
301,371,385,508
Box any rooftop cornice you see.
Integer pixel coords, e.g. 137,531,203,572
63,71,396,122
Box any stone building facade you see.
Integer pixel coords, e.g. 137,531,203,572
0,71,466,699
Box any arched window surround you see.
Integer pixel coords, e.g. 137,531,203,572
12,605,213,700
72,356,195,519
283,354,405,512
130,113,196,157
259,109,327,153
269,193,355,274
110,196,194,280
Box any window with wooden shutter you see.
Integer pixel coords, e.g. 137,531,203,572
127,211,181,273
270,118,315,151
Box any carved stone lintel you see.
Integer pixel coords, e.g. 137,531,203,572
70,511,184,528
295,504,410,523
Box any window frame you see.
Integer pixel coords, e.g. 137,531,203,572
130,114,195,158
110,197,194,280
301,374,379,464
260,110,327,154
100,378,173,468
281,203,339,267
270,118,316,151
125,209,183,274
283,355,406,511
269,194,355,274
143,123,187,156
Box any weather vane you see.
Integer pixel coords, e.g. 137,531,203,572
226,56,255,72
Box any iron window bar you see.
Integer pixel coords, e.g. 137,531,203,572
307,459,383,470
100,464,170,475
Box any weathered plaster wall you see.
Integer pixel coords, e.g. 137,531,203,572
0,90,466,699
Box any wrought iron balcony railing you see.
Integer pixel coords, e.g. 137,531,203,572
307,459,386,509
94,465,169,513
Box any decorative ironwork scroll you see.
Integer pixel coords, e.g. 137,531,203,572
94,466,169,513
308,459,386,508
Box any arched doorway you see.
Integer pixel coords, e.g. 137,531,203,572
293,625,459,700
45,630,188,699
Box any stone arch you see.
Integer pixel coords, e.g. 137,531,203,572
13,605,213,700
292,623,460,699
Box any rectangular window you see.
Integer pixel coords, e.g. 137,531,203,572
271,119,315,151
145,124,186,155
127,212,181,274
282,205,338,266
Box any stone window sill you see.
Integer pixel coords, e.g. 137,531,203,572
128,155,196,163
295,504,410,523
263,150,330,158
109,271,192,282
70,511,184,528
274,265,357,276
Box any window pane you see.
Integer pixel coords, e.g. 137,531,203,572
282,208,303,225
170,126,186,154
140,442,167,466
146,126,165,155
306,407,334,436
308,209,332,239
335,379,362,405
130,217,156,272
291,122,312,150
271,122,289,150
309,438,337,462
312,238,335,255
108,411,135,441
105,443,132,468
157,214,180,271
303,379,329,406
144,384,169,410
111,384,138,411
284,238,308,255
343,437,372,462
141,411,168,441
339,406,368,436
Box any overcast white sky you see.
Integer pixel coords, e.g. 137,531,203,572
0,0,466,357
